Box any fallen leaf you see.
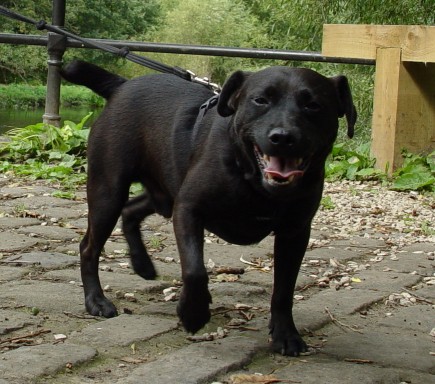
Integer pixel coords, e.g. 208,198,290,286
215,273,239,282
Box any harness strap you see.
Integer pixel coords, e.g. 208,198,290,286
191,94,220,143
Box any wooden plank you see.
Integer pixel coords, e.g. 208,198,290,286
322,24,435,62
371,48,401,173
395,61,435,160
371,48,435,172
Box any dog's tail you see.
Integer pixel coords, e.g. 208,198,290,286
61,60,127,100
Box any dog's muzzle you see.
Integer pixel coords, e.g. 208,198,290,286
254,145,308,186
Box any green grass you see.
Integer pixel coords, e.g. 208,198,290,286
0,84,103,109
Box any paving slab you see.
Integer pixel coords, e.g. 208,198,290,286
0,281,84,313
0,309,42,335
252,355,435,384
322,326,435,373
3,252,78,268
0,195,74,209
69,314,178,348
0,180,434,383
0,232,40,252
0,185,57,198
0,217,40,229
0,266,28,281
119,336,260,384
37,206,86,220
0,343,97,383
16,225,80,241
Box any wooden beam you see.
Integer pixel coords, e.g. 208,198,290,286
371,48,435,172
371,48,401,172
322,24,435,63
323,24,435,173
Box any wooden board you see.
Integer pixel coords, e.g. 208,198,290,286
370,48,401,172
322,24,435,63
371,51,435,171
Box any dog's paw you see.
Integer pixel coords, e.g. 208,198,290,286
271,332,308,356
85,294,118,318
131,255,157,280
177,288,212,334
269,321,308,356
271,331,308,357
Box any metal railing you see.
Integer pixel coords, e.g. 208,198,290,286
0,0,374,126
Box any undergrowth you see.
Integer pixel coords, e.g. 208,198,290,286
0,114,92,198
0,117,434,200
0,84,103,109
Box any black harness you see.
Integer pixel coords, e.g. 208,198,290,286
191,94,220,144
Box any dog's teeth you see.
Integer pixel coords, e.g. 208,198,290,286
263,155,270,163
287,175,295,183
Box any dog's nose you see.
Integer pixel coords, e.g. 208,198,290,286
268,128,294,147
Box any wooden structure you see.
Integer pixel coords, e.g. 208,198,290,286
322,24,435,173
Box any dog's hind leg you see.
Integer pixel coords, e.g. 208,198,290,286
121,192,157,280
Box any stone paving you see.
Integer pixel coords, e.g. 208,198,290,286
0,180,434,384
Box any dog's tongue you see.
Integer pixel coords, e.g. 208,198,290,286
264,156,303,179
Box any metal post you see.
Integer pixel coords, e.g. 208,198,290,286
43,0,66,126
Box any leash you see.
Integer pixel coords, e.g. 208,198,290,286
0,5,221,93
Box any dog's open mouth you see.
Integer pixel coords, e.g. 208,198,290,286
254,146,307,186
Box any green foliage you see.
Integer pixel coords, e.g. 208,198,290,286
0,0,162,83
392,151,435,192
326,144,435,193
138,0,267,82
0,114,92,194
0,84,103,109
326,142,383,181
242,0,434,52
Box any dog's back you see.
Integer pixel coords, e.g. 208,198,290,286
61,60,217,196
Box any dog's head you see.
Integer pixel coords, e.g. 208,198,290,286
217,66,356,195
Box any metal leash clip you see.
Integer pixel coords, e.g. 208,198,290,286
187,70,221,94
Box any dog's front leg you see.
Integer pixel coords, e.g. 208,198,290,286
269,224,311,356
173,202,212,333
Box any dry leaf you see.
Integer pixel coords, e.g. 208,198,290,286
215,273,239,282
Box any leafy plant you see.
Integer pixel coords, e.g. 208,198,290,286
392,151,435,192
325,142,384,181
0,113,92,195
320,195,335,210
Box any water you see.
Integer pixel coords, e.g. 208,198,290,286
0,107,100,134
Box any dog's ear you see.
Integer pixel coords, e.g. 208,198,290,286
330,75,357,138
217,71,251,117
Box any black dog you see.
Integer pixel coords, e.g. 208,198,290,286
61,60,356,356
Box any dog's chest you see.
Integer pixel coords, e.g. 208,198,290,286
203,203,298,245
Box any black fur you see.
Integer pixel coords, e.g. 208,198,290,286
61,60,356,356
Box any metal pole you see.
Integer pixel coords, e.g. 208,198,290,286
0,33,376,66
42,0,66,126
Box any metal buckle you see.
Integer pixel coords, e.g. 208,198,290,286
186,70,221,94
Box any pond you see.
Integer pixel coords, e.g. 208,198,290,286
0,107,100,135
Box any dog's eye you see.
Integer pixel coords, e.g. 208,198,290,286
303,101,321,113
253,97,269,106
